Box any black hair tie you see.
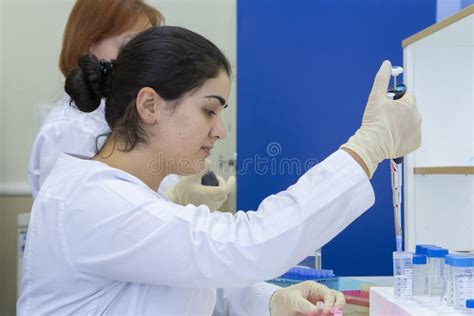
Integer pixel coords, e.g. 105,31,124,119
99,59,115,78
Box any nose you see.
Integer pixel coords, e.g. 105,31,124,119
210,115,227,140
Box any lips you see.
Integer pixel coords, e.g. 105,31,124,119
201,145,213,154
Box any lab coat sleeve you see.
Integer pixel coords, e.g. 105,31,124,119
158,174,180,196
28,121,100,198
213,282,280,316
63,149,375,288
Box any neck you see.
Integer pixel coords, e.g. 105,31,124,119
94,138,167,191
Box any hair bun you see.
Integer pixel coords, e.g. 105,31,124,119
64,53,111,113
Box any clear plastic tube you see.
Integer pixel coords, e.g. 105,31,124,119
426,248,448,296
452,257,474,310
443,262,452,304
412,254,427,296
393,251,413,299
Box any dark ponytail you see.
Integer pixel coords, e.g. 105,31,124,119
66,26,231,150
65,54,114,113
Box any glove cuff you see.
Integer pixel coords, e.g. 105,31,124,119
268,289,277,316
340,129,383,178
165,188,179,204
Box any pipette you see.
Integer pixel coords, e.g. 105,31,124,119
388,66,406,252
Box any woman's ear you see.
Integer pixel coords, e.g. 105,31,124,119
136,87,165,125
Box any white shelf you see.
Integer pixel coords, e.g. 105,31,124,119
414,166,474,175
370,287,469,315
403,8,474,253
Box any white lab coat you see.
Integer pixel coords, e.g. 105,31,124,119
27,95,179,198
18,149,374,315
25,95,278,314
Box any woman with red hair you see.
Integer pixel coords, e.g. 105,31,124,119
28,0,235,208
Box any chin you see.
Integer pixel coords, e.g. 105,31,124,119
193,159,207,174
175,159,206,176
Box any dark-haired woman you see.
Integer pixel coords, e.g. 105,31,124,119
19,26,421,315
28,0,234,210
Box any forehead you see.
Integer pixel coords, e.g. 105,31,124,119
194,71,231,97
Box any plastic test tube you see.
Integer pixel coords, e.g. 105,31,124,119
452,256,474,310
316,301,324,315
315,302,343,315
412,254,427,296
393,251,413,299
444,255,454,305
443,254,467,306
332,308,343,316
426,247,448,296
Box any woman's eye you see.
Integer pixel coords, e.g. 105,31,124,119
205,109,216,117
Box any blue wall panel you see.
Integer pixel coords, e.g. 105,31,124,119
237,0,436,276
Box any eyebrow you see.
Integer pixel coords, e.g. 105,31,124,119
205,95,228,108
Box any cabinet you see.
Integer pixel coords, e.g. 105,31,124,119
403,5,474,252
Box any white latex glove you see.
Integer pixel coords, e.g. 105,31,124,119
341,60,422,178
166,172,236,211
269,281,345,316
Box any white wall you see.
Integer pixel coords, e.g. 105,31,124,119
0,0,237,196
1,1,73,194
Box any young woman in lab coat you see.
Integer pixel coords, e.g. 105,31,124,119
18,26,421,315
28,0,235,210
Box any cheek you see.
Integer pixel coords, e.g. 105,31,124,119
173,116,209,151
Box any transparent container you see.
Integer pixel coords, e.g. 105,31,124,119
412,254,427,296
426,247,448,296
444,255,454,305
452,256,474,310
444,254,472,306
393,251,413,299
314,249,322,269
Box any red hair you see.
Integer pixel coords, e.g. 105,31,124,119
59,0,164,77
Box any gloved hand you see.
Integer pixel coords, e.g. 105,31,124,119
341,60,422,178
269,281,345,316
166,172,236,210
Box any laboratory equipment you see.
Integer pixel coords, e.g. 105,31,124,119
466,299,474,314
314,302,344,316
314,249,322,269
316,301,324,314
393,251,413,299
412,254,427,295
444,254,454,305
342,290,370,307
415,244,437,255
389,66,413,301
332,307,343,316
279,266,335,281
443,254,467,305
297,250,322,269
426,247,448,296
452,256,474,310
388,66,407,252
201,171,219,186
